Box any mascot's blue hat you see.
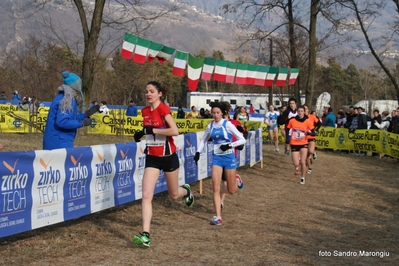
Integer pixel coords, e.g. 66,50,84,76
62,71,82,92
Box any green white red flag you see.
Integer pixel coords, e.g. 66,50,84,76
172,50,188,77
121,33,137,59
246,64,258,85
254,66,269,86
213,60,228,82
276,68,289,87
133,37,151,64
147,41,164,63
201,58,215,80
156,45,176,64
226,61,237,83
235,63,248,84
187,54,205,91
289,68,300,85
265,67,279,86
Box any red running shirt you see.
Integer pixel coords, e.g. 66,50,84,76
141,102,176,156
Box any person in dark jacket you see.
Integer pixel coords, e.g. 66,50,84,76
357,107,368,156
176,106,186,119
42,71,100,150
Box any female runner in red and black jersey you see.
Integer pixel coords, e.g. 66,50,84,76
132,81,194,248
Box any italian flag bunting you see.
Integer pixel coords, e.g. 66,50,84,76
201,58,215,80
133,37,151,64
265,67,279,86
213,60,228,82
147,41,163,63
276,67,289,87
187,54,205,91
172,50,188,77
246,64,258,85
235,63,248,84
254,65,269,86
156,45,176,64
121,33,137,59
226,61,237,83
289,68,300,85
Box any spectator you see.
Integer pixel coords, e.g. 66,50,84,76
249,104,256,114
11,90,21,101
176,106,185,119
324,107,336,127
92,100,98,106
392,108,399,134
99,101,109,114
126,100,138,116
187,105,201,119
357,107,368,156
237,106,249,121
30,96,39,115
42,71,100,150
374,111,390,131
370,109,382,157
203,109,212,118
18,97,30,111
344,106,355,129
0,91,6,100
199,108,206,118
336,111,346,128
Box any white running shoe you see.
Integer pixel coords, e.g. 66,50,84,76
307,168,312,174
300,177,305,184
275,148,280,153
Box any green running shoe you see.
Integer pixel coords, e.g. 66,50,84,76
133,233,150,248
182,184,194,207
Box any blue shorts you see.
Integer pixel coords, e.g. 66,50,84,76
268,124,278,130
212,153,237,169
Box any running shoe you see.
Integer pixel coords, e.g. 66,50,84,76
313,152,317,160
300,177,305,185
210,216,223,225
307,168,312,174
275,148,280,153
285,150,291,156
133,233,151,248
182,184,194,207
236,174,244,189
294,168,299,175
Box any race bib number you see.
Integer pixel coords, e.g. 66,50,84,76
270,119,277,125
214,143,233,155
292,129,306,140
145,134,166,146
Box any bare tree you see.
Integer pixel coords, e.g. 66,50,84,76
221,0,348,109
19,0,179,107
338,0,399,104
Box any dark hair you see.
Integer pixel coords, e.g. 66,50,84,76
147,81,169,96
373,109,379,113
209,101,228,115
101,101,107,105
338,111,345,117
328,107,333,112
289,97,297,103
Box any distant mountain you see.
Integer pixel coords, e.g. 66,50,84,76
0,0,242,61
0,0,396,70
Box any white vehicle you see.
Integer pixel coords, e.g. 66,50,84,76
187,92,305,114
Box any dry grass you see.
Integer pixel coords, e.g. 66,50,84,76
0,135,398,266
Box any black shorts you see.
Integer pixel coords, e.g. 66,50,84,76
290,144,308,152
145,153,179,172
307,138,316,142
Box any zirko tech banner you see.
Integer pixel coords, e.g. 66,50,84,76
0,129,263,238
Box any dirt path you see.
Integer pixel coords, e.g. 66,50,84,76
1,145,398,266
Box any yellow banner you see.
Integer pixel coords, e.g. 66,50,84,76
0,111,31,133
314,127,399,159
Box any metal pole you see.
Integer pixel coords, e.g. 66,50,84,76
268,38,273,107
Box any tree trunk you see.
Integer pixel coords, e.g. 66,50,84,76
287,0,300,103
306,0,319,110
74,0,106,109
